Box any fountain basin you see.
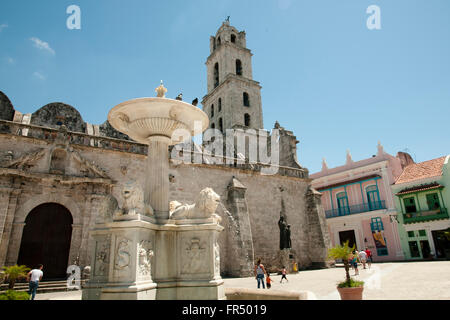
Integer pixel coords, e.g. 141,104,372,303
108,97,209,145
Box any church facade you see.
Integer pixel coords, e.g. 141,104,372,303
0,21,331,280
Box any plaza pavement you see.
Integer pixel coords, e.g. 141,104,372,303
35,261,450,300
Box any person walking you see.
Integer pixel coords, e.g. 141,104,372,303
266,273,272,289
254,259,266,289
365,247,372,269
280,266,288,283
27,264,43,300
351,251,359,276
358,249,368,269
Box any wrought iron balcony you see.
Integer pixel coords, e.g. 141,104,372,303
325,200,386,218
403,207,449,224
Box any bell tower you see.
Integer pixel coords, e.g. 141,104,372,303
202,21,264,132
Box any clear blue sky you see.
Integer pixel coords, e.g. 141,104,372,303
1,0,449,173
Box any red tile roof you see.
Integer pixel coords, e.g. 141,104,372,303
395,156,446,185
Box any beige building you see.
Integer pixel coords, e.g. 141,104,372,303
0,21,331,280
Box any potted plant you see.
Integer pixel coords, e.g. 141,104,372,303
328,241,364,300
1,265,30,290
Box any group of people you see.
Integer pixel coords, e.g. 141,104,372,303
254,259,288,289
348,247,373,275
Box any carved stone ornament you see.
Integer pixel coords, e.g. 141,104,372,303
114,238,131,270
94,241,110,276
182,238,207,274
137,240,154,277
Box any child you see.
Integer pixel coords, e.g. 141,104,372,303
280,266,288,283
266,273,272,289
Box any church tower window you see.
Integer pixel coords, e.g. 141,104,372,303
244,114,250,127
211,104,214,118
214,63,219,88
231,34,236,43
218,118,223,132
218,98,222,112
243,92,250,107
236,59,242,76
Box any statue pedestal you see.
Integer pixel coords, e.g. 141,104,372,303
83,215,224,300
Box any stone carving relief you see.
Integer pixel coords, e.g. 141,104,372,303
114,237,131,271
94,241,110,277
137,240,154,277
1,148,45,170
170,188,221,221
182,238,207,274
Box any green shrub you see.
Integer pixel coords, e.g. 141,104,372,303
337,278,364,288
2,265,30,290
0,290,30,300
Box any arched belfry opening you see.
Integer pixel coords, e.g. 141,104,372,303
17,203,73,280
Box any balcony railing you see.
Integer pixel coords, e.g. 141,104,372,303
403,207,449,224
325,200,386,218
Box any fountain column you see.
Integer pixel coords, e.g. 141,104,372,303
146,136,171,219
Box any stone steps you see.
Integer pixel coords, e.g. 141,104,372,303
0,280,85,294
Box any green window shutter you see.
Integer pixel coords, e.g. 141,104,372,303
426,193,440,210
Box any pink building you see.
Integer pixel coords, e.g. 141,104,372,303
310,143,414,262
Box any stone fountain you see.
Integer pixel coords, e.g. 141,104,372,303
82,83,224,300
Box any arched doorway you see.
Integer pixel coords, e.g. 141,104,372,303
17,203,73,280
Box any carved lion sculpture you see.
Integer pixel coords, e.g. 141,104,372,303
116,182,153,216
170,187,221,220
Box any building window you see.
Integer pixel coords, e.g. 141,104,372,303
403,197,417,213
218,118,223,132
211,123,215,129
243,92,250,107
408,231,415,237
370,217,384,231
336,192,349,216
236,59,242,76
426,193,441,210
211,104,214,118
244,113,250,127
214,63,219,88
366,185,381,210
217,37,221,46
218,98,222,112
418,229,427,237
231,34,236,43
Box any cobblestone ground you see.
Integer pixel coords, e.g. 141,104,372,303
35,261,450,300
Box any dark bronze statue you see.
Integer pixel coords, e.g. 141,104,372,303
278,216,291,250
